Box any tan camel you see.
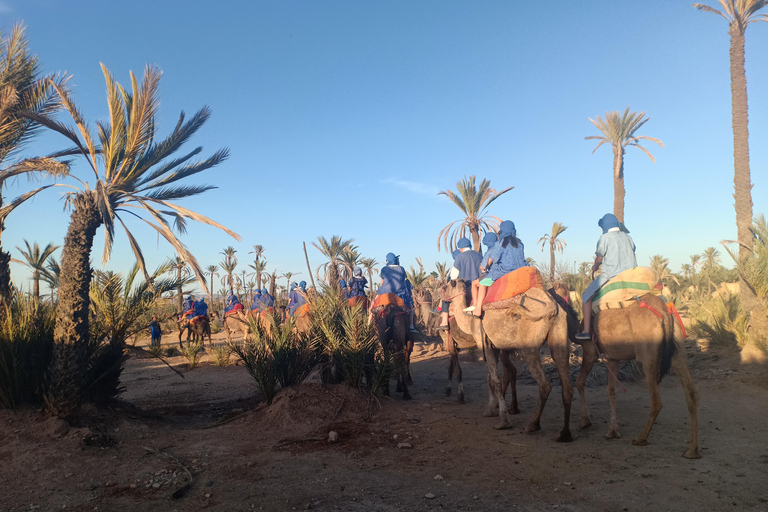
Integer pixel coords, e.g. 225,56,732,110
220,310,250,343
576,293,700,459
444,279,574,442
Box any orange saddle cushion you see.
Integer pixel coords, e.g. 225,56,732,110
372,293,404,309
485,266,543,304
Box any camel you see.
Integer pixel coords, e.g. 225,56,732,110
443,279,574,442
177,315,212,347
217,310,251,343
373,302,414,400
412,288,439,336
576,293,700,459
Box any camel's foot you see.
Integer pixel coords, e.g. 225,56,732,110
525,422,541,433
507,406,521,415
605,429,622,439
556,429,574,443
482,406,498,417
457,392,465,404
631,438,649,447
445,386,452,397
494,418,512,430
579,417,592,430
682,448,702,460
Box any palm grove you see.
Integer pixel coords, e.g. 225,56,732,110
2,1,768,417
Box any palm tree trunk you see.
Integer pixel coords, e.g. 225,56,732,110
613,148,625,223
256,271,262,291
367,269,374,296
33,270,40,300
471,227,481,256
48,193,102,417
729,25,768,338
269,271,276,297
549,242,556,284
176,267,183,313
0,248,11,306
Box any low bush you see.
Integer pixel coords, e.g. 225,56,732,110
182,343,203,369
210,345,231,366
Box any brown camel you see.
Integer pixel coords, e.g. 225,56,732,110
178,315,212,347
246,309,274,338
373,303,414,399
443,279,574,442
220,310,251,343
413,288,439,336
576,294,700,459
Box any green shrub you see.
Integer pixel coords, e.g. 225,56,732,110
688,293,747,351
147,345,163,357
182,343,203,369
210,345,231,366
0,295,55,409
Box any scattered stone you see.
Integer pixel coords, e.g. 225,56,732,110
425,493,435,499
104,481,115,488
129,484,137,489
393,434,398,440
564,482,572,486
205,493,211,498
328,431,339,443
152,483,161,489
397,442,412,449
434,475,444,481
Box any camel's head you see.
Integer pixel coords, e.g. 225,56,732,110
442,279,468,305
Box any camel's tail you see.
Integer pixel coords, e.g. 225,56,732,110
657,302,677,383
546,288,580,343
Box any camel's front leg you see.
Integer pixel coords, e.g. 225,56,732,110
670,344,701,459
483,339,510,429
632,358,663,447
605,358,622,439
576,341,598,429
500,350,520,415
519,347,551,433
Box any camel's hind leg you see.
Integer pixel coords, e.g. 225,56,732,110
670,342,700,459
605,358,622,439
500,350,520,415
549,333,574,442
632,355,663,447
519,347,552,434
482,338,510,429
576,341,598,429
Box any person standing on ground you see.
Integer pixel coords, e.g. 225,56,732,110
149,316,162,347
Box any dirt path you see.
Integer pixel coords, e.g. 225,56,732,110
1,333,767,512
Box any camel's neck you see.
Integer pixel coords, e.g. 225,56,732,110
448,287,476,335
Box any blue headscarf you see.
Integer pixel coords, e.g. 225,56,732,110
499,220,516,239
290,282,297,290
261,288,268,294
339,279,347,289
457,237,471,249
385,252,398,265
227,290,233,296
299,281,307,290
598,213,620,233
353,266,362,277
482,232,498,248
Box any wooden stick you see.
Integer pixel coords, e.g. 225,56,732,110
303,241,317,290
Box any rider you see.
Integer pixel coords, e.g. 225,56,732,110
251,289,262,312
576,213,637,340
181,294,195,318
289,281,308,317
192,297,208,323
338,279,350,299
348,267,368,298
259,288,274,309
224,290,243,317
467,220,527,317
287,282,299,317
377,252,417,332
437,237,483,331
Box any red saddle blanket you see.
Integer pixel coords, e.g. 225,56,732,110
348,296,370,309
189,315,208,324
294,303,310,318
485,266,543,304
224,303,244,317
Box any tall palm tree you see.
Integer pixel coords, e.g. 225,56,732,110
312,235,354,286
585,108,663,223
359,257,378,295
34,64,240,417
650,254,679,287
435,261,449,282
689,254,702,291
249,244,265,262
339,247,360,281
702,246,722,294
694,1,768,335
248,258,267,290
15,240,59,300
168,257,188,313
40,256,60,302
0,25,69,302
538,222,568,284
437,175,513,252
204,264,218,305
281,271,298,294
220,246,238,291
681,263,693,281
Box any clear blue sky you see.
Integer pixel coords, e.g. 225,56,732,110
3,0,767,295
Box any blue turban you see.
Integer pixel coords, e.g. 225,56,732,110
482,232,498,248
299,280,307,288
499,220,516,239
227,290,233,296
385,252,398,265
457,237,471,249
353,266,362,277
261,288,268,294
598,213,620,233
290,282,297,290
339,279,347,288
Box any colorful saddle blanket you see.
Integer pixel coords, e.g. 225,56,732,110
592,266,662,313
189,314,208,325
485,266,543,304
294,303,310,318
224,303,244,318
347,296,369,309
372,293,404,310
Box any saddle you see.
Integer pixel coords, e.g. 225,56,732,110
189,314,208,325
372,293,404,310
484,267,544,308
294,303,310,318
592,267,661,313
224,303,244,317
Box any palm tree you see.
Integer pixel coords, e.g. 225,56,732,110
690,253,702,290
312,235,354,286
702,246,722,294
585,108,663,223
339,247,360,281
538,222,568,284
359,257,378,295
204,264,218,305
168,257,188,313
435,261,450,282
406,265,428,290
220,246,238,291
437,175,514,252
281,271,299,294
40,256,60,302
681,263,693,281
249,244,265,262
0,25,69,302
248,258,268,290
15,240,59,300
34,64,240,417
694,1,768,336
650,254,679,287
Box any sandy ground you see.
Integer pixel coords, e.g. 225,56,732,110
1,329,767,512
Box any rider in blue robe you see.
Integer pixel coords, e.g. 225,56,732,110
224,290,242,314
193,298,208,318
251,290,262,311
348,267,368,298
259,288,274,309
339,279,350,299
